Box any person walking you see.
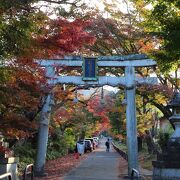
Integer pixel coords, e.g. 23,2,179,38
74,143,79,159
105,139,110,152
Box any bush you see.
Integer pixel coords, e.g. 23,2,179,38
14,142,36,157
13,142,35,174
47,128,76,160
12,127,77,173
17,157,34,175
157,129,172,152
47,135,67,160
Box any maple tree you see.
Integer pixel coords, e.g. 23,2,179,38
79,0,159,57
107,90,154,139
105,91,125,134
0,58,44,138
84,1,178,69
86,91,116,133
0,0,95,140
0,0,92,59
82,1,178,125
0,0,178,163
51,85,103,139
51,87,77,135
37,18,95,57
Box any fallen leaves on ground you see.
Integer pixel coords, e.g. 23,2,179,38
118,156,128,179
35,153,89,180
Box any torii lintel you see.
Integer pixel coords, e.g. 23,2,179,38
37,54,156,67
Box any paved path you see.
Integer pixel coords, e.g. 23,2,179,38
63,138,122,180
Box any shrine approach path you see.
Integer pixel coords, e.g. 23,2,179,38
63,137,124,180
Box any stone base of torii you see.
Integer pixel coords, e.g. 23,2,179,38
34,54,157,177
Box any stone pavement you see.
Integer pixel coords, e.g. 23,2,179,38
62,137,153,180
63,137,125,180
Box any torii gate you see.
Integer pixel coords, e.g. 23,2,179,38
35,54,157,176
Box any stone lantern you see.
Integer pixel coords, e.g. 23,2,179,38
167,92,180,150
0,134,19,179
153,92,180,179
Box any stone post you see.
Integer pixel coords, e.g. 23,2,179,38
0,137,19,179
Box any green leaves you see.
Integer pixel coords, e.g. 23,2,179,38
0,0,43,58
144,0,180,71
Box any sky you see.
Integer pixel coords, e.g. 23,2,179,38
38,0,153,19
83,0,129,13
38,0,131,19
79,85,119,100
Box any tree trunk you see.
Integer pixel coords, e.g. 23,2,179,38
144,130,157,154
138,136,143,152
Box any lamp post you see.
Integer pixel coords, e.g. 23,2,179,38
153,92,180,179
100,86,105,105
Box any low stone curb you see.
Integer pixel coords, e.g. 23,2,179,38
112,142,128,161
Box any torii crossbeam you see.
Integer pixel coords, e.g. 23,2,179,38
35,54,157,176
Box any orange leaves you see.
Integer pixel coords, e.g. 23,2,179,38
110,106,124,113
0,16,95,141
54,86,72,102
53,105,74,127
1,119,36,139
137,39,156,53
51,86,85,130
0,69,41,139
41,153,88,178
0,15,96,140
0,57,45,140
87,95,113,125
55,107,73,120
6,128,29,139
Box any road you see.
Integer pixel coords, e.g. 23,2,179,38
63,137,122,180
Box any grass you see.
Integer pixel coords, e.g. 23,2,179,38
138,149,156,171
113,140,156,171
113,141,127,152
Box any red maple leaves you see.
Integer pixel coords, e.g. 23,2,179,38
87,95,114,128
1,17,96,139
37,18,96,58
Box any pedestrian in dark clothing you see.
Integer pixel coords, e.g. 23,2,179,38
105,139,110,152
74,143,79,159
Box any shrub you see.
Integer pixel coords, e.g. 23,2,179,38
157,129,172,152
13,142,35,174
47,128,76,160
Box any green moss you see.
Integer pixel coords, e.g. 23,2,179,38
113,140,127,152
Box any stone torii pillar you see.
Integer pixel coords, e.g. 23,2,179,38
125,66,138,174
35,54,157,176
35,66,55,176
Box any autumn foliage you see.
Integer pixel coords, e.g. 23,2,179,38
1,0,178,156
37,19,95,57
0,16,96,139
87,95,114,131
